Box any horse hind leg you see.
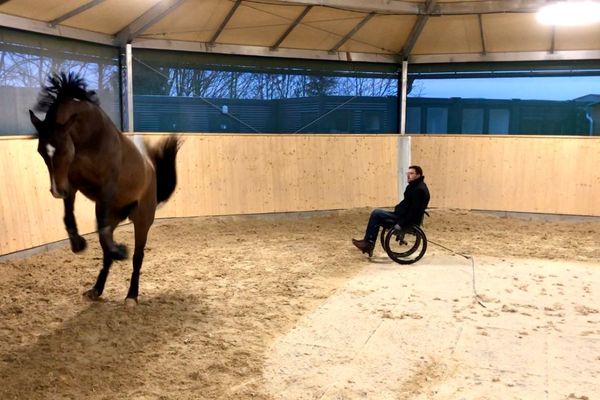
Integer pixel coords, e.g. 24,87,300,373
99,226,128,260
96,201,128,261
103,201,137,261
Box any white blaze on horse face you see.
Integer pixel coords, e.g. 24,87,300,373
46,143,56,159
45,144,61,198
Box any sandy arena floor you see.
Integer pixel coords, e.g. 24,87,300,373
0,208,599,400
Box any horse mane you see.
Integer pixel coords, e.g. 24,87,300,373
34,71,100,113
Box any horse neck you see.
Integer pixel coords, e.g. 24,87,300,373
59,100,121,149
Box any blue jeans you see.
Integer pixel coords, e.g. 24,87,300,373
364,208,398,242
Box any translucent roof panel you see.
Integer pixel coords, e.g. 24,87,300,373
484,13,553,53
1,0,600,63
413,15,482,55
217,2,306,47
339,14,416,54
282,7,369,51
0,0,88,22
141,0,236,43
63,0,165,34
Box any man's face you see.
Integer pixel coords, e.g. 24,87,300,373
407,168,420,183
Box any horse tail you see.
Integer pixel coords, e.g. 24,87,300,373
147,136,181,204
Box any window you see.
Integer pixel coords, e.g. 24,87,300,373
208,114,240,132
489,109,510,134
462,108,484,134
299,111,319,132
362,110,385,132
323,110,352,133
132,49,398,133
406,107,421,133
0,27,120,135
407,61,600,135
426,107,448,133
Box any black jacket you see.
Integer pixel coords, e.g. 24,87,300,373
393,176,430,226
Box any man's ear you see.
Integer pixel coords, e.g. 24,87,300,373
29,110,43,132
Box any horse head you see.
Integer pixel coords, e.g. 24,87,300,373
29,110,78,199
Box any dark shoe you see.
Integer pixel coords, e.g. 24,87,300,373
352,238,375,257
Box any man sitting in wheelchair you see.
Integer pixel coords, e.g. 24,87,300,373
352,165,430,257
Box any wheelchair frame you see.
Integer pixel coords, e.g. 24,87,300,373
379,224,428,265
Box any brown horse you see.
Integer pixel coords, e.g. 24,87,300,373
29,72,180,305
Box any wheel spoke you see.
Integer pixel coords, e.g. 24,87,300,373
383,225,427,265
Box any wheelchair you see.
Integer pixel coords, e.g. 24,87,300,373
378,218,428,265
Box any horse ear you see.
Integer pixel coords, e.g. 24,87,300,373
29,110,43,133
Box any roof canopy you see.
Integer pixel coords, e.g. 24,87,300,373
2,0,600,64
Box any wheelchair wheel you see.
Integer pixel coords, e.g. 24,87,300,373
379,227,388,250
383,225,427,265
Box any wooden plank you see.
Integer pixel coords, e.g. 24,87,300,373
0,138,97,255
411,135,600,216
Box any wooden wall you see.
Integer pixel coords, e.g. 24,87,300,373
0,137,97,255
153,134,399,216
411,135,600,216
0,134,399,256
3,133,599,256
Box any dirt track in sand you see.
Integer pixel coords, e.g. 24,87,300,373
0,208,599,399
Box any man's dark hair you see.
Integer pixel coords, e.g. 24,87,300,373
409,165,423,176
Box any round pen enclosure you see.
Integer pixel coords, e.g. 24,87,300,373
1,1,599,399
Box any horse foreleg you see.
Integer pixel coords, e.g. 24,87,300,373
84,217,120,301
125,221,151,305
63,191,87,253
95,202,128,260
83,251,113,301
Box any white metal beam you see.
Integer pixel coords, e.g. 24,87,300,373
270,0,549,15
0,12,116,45
132,38,600,64
271,5,312,50
208,0,242,47
132,38,402,63
49,0,106,27
442,0,547,15
401,0,437,59
269,0,418,14
125,44,134,133
115,0,185,45
400,60,408,135
409,50,600,63
478,14,487,55
329,12,375,53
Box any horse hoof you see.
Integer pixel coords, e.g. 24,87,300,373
70,235,87,253
125,298,138,307
83,288,100,301
110,244,128,260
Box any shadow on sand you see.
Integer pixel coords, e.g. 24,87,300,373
0,292,206,399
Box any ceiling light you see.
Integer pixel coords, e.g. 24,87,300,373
536,1,600,26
